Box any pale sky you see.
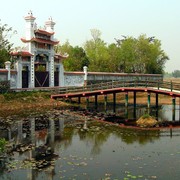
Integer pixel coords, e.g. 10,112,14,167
0,0,179,73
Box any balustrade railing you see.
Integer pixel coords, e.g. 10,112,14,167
52,80,180,95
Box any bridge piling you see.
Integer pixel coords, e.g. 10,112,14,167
147,92,151,109
86,97,89,109
113,93,116,113
104,95,107,113
95,95,98,110
156,93,159,108
172,96,176,120
78,97,81,104
125,92,128,108
133,91,136,109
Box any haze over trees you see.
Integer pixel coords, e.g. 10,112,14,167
0,21,169,74
172,70,180,78
56,29,169,74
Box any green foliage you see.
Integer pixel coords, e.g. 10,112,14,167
36,65,46,72
0,20,16,68
0,138,7,153
83,31,168,73
141,113,151,119
84,29,110,72
0,80,10,93
115,34,169,74
55,41,89,71
2,91,51,101
172,70,180,78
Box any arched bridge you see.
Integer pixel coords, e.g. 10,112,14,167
51,80,180,99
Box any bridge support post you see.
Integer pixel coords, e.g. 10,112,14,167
125,107,128,119
133,91,137,119
113,93,116,113
95,95,98,110
156,93,158,108
147,92,151,109
133,91,136,109
104,95,107,113
172,96,176,121
86,97,89,109
125,92,128,108
78,97,81,104
69,97,72,103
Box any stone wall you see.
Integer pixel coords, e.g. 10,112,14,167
0,69,8,81
63,71,163,87
0,68,163,89
64,72,84,87
0,70,17,89
87,72,163,84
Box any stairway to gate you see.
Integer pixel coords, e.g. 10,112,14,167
51,80,180,99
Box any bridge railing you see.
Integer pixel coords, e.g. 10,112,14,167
52,80,180,94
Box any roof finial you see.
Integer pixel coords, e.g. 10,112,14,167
28,10,33,16
49,16,53,21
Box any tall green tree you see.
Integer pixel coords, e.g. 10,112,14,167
55,41,89,71
84,29,110,72
107,43,121,72
0,20,15,68
115,34,169,74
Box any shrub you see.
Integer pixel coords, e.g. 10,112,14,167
0,81,10,93
141,113,151,119
0,138,7,153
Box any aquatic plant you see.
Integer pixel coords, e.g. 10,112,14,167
141,113,151,119
0,138,7,154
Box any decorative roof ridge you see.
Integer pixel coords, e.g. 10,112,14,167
10,51,33,57
35,29,55,35
55,53,69,59
21,37,59,45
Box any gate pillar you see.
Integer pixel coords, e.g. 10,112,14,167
30,56,35,88
49,56,54,87
59,63,65,86
15,58,22,88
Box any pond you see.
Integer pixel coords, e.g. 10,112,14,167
0,105,180,180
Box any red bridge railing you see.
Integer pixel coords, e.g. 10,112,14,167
52,80,180,95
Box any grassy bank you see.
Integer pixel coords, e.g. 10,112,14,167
0,91,69,117
0,89,177,118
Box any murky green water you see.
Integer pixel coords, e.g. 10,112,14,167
0,105,180,180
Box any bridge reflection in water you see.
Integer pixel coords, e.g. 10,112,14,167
51,80,180,123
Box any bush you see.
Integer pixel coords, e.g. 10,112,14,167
0,138,7,154
0,81,10,93
141,113,151,119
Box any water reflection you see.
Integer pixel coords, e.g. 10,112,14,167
87,103,180,122
0,109,180,179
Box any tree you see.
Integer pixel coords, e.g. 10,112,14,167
55,41,89,71
115,34,169,74
172,70,180,78
107,43,121,72
0,20,16,68
84,29,110,72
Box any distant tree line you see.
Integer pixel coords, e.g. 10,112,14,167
172,70,180,78
56,29,169,74
0,21,169,74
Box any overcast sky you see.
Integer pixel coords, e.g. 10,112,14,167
0,0,179,73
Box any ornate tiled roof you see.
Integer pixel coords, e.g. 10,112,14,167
10,51,33,57
35,29,55,36
21,38,59,45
